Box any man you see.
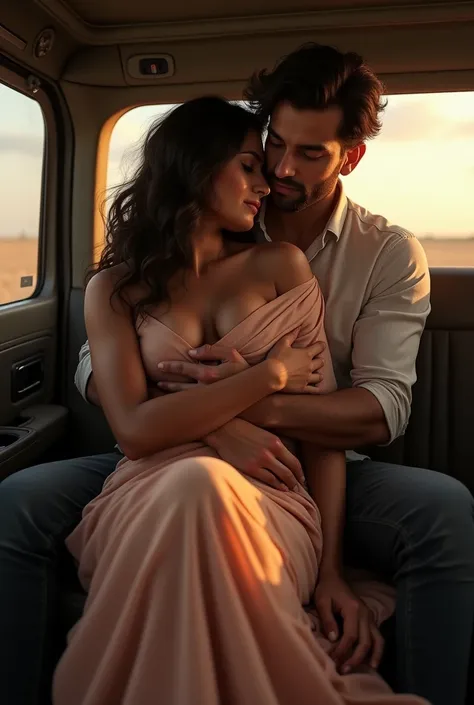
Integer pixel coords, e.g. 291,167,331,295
0,43,473,705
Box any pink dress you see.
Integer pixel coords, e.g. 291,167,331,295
53,278,429,705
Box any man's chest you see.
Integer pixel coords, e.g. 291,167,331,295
307,241,374,386
257,215,388,386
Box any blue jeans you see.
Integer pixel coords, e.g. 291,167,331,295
345,460,474,705
0,454,473,705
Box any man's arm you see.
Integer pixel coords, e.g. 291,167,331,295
74,340,101,405
75,340,168,407
85,375,100,406
243,387,388,448
241,235,431,449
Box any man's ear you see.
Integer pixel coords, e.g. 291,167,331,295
340,143,366,176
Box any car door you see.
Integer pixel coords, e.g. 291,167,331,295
0,56,69,479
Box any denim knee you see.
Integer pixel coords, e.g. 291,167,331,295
405,472,474,579
0,471,55,552
0,454,119,554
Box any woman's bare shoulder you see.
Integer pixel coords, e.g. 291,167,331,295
87,262,128,288
87,261,148,301
251,241,314,294
85,262,139,314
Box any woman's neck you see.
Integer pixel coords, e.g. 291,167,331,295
190,221,226,277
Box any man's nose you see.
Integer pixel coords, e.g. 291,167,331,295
274,152,296,179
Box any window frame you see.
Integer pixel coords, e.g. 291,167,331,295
0,59,57,308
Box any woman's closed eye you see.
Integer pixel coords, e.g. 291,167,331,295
242,162,255,174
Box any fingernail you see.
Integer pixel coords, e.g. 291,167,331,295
280,484,289,492
292,484,299,492
189,349,197,357
342,666,351,675
328,631,337,642
157,362,164,369
370,661,377,670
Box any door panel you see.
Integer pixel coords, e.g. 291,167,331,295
0,59,67,476
0,333,56,424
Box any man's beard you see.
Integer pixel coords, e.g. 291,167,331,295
268,163,342,213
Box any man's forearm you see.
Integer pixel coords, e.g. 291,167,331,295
240,387,390,449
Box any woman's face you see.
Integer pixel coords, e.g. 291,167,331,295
209,130,270,232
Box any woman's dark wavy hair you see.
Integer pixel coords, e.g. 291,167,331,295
92,96,264,321
245,43,386,146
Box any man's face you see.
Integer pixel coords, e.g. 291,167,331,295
265,102,354,212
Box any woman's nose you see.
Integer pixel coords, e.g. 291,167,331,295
255,179,270,198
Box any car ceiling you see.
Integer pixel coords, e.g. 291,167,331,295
1,1,472,88
33,0,474,45
40,0,447,26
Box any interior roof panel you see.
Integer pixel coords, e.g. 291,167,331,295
59,0,447,26
35,0,470,29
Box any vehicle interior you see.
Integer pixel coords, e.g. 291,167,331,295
1,0,473,701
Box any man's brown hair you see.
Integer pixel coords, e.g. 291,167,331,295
245,43,386,146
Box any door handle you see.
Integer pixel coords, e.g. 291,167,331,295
11,355,44,402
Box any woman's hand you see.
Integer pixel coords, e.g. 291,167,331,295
206,418,305,490
155,333,325,395
156,347,249,392
314,572,385,673
267,329,325,394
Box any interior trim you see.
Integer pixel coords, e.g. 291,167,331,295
33,1,474,45
0,23,27,50
0,59,58,325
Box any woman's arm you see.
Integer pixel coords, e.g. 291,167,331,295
301,444,346,577
86,270,287,461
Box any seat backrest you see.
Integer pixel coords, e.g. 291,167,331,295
368,269,474,494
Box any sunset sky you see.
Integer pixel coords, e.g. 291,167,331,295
1,85,473,238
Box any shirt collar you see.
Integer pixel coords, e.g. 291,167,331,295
259,180,348,247
325,180,347,241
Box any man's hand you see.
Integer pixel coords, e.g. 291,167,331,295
155,347,248,392
159,337,326,394
147,371,194,399
314,573,384,673
207,418,305,490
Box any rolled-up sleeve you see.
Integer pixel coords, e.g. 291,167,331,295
74,340,93,402
351,235,430,443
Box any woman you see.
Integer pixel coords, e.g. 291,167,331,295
53,97,428,705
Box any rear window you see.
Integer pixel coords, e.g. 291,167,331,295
107,92,474,267
347,91,474,268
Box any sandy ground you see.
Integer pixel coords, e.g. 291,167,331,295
0,239,39,306
1,236,474,306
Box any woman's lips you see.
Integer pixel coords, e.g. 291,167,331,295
245,202,259,216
